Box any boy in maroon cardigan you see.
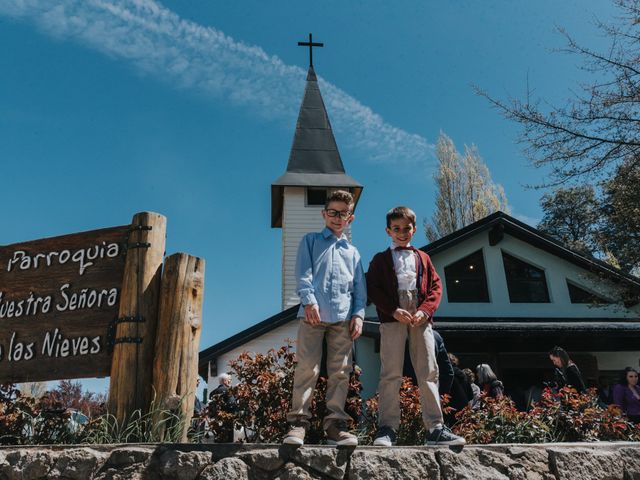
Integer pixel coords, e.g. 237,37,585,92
367,206,465,446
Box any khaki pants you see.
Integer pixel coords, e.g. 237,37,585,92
287,319,353,430
377,290,443,430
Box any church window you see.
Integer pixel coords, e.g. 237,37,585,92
306,188,327,206
445,250,490,302
567,280,610,304
502,252,550,303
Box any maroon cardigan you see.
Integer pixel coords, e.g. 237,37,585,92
366,248,442,323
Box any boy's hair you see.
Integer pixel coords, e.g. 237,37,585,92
386,206,416,228
325,189,354,209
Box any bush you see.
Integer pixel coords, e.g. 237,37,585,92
361,377,444,445
0,383,77,445
451,387,640,444
529,387,640,442
209,342,363,443
453,394,551,444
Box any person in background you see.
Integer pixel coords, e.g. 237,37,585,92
193,377,204,417
433,330,454,396
613,367,640,423
548,346,586,393
476,364,504,399
445,353,473,425
462,368,481,407
208,373,237,443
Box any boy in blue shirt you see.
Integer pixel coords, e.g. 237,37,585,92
283,190,366,446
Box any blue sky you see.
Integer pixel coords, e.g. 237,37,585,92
0,0,616,393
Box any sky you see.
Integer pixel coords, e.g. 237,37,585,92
0,0,619,393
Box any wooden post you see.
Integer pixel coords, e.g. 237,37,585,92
108,212,167,422
152,253,205,441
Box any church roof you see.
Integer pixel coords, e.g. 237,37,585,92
421,211,640,291
271,66,362,227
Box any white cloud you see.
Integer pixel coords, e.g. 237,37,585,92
0,0,435,168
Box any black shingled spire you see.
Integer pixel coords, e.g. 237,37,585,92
271,65,363,228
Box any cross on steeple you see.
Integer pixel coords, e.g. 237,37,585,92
298,33,323,67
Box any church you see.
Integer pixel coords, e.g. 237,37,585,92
199,46,640,402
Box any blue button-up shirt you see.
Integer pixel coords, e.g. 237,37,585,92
296,228,367,323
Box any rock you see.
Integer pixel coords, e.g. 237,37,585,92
153,449,212,480
437,448,510,480
0,449,56,480
620,447,640,480
290,447,349,480
349,448,439,480
103,446,152,469
549,447,624,480
199,458,249,480
272,462,320,480
50,447,108,479
94,446,153,480
235,448,285,472
506,446,554,480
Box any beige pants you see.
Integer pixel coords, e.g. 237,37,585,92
287,319,353,430
377,289,443,430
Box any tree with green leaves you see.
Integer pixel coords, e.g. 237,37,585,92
425,132,509,242
537,186,600,256
600,157,640,274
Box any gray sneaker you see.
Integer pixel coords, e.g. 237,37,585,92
373,425,397,446
325,420,358,446
425,426,466,446
283,423,306,445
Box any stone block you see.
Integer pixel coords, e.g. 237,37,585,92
549,447,624,480
0,449,56,480
153,449,213,480
198,458,249,480
349,448,439,480
49,447,108,479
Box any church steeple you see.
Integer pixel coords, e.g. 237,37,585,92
271,37,363,309
271,63,363,227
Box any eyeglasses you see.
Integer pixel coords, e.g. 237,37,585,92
325,208,352,220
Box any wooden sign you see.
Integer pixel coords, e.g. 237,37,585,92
0,225,129,382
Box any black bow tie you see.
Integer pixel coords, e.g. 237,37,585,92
394,246,415,251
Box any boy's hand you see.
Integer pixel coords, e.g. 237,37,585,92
350,316,363,340
304,304,321,325
393,308,413,325
411,310,432,327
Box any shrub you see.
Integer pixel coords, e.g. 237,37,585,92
362,377,442,445
209,342,363,443
452,394,551,444
0,383,76,445
529,387,640,442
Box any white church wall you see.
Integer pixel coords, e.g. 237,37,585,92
282,187,325,310
208,320,300,391
355,336,380,400
430,232,639,319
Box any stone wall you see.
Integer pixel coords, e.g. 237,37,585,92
1,443,640,479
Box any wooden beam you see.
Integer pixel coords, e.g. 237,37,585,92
108,212,166,422
153,253,205,441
